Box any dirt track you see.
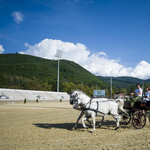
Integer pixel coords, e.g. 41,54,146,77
0,101,150,150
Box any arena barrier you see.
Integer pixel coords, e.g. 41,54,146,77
0,88,69,102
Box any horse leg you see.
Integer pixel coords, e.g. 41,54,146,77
82,116,89,129
98,115,105,128
87,118,92,125
112,114,121,130
90,112,96,133
72,110,84,130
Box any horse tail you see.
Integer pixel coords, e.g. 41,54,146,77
115,99,127,113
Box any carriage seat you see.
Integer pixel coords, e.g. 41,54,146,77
123,101,131,109
124,100,150,110
123,101,141,111
123,101,142,110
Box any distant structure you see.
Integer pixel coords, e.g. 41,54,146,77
114,93,126,99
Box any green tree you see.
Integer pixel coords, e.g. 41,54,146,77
61,82,70,92
69,82,76,92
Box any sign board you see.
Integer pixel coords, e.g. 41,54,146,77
93,90,105,97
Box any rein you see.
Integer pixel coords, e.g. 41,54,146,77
78,99,113,107
76,98,112,115
77,105,106,115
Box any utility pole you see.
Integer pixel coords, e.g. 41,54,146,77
142,79,144,93
81,81,83,91
110,77,112,99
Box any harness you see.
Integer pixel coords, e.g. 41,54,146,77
78,98,112,107
77,98,106,115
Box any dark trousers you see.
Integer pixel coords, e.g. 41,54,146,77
130,96,142,107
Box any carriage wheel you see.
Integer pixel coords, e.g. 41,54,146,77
120,113,131,125
132,111,146,129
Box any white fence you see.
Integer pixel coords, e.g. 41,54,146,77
0,88,70,101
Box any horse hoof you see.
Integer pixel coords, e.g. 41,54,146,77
90,130,94,133
86,126,89,129
115,127,119,130
72,127,76,130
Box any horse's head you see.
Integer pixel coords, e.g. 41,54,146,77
70,90,91,110
69,90,82,105
72,94,82,109
70,90,84,109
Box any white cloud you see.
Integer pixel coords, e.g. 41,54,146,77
131,61,150,79
98,52,107,57
11,11,24,24
20,39,150,79
0,45,4,54
20,39,90,64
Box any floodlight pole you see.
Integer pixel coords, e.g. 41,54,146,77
55,49,63,92
57,57,60,92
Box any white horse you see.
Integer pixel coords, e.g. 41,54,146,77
70,90,121,132
70,90,109,129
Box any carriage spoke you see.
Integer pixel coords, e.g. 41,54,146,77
120,113,131,125
132,111,146,129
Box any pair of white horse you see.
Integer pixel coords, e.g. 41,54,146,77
70,90,126,132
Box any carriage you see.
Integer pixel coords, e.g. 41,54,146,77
119,100,150,129
70,90,150,132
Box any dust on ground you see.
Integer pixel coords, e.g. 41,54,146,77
0,101,150,150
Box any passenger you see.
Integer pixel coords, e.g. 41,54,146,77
145,87,150,99
130,84,143,107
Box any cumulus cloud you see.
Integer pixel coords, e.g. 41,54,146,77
20,39,150,79
0,45,4,54
98,52,107,57
20,39,90,64
11,11,24,24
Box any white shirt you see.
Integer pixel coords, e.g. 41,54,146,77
134,88,143,97
145,91,150,98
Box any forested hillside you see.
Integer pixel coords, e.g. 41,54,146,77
97,76,143,88
0,54,108,96
97,76,150,94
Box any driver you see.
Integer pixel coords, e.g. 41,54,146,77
130,84,143,107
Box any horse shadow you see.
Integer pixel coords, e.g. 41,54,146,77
33,120,129,131
100,120,130,129
33,123,83,131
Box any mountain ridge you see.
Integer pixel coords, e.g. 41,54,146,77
97,76,149,88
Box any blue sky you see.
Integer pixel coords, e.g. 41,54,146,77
0,0,150,79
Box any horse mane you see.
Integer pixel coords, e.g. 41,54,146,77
71,89,90,99
74,89,82,92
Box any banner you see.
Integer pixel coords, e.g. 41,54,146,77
93,90,105,97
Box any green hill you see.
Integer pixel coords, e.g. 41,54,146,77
0,54,107,96
97,76,148,88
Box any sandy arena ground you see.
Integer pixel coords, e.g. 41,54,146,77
0,101,150,150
